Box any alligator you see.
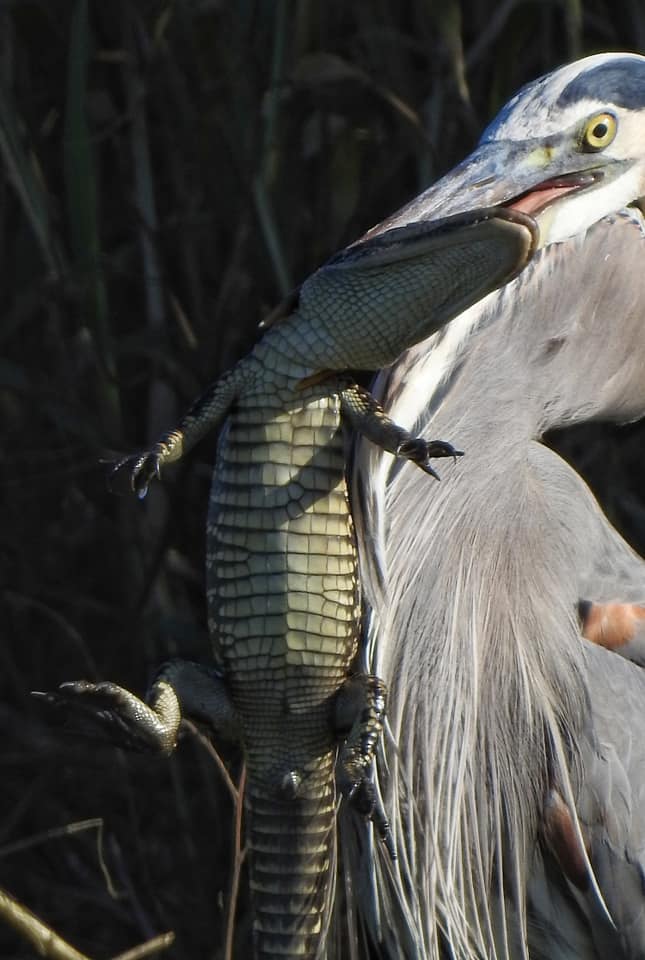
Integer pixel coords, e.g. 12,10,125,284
45,206,537,959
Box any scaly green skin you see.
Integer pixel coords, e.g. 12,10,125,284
208,367,372,958
46,208,537,959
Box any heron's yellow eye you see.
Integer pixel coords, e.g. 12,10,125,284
581,112,617,151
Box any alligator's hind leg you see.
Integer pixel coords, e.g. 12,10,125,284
340,381,462,479
333,674,394,857
35,660,238,754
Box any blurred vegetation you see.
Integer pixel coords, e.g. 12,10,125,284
1,1,645,957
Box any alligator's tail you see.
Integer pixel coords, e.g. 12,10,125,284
247,753,336,960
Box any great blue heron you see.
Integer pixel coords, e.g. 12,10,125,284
346,52,645,959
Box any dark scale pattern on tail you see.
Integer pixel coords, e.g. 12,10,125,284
247,752,337,959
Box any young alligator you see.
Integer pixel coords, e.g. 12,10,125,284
49,208,536,959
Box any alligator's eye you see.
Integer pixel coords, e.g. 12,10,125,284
581,112,617,152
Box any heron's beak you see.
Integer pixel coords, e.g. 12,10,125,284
378,138,620,248
427,139,607,218
358,136,629,249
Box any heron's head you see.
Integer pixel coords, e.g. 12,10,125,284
402,52,645,246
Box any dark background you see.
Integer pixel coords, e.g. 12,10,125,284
2,1,645,958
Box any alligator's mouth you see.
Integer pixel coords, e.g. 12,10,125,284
504,170,603,217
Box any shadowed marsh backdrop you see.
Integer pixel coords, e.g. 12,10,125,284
2,1,645,957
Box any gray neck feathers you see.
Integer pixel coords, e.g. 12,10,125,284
351,208,645,957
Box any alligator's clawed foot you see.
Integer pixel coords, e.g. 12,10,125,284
342,774,396,860
397,437,463,479
32,681,175,753
110,451,162,499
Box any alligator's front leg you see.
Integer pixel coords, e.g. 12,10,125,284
114,362,250,498
36,660,238,754
340,381,463,479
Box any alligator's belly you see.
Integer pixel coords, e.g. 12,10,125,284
206,389,360,711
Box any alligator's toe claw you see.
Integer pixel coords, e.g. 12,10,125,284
108,452,161,499
130,453,162,499
397,437,463,479
417,460,441,481
342,776,396,860
424,439,464,463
